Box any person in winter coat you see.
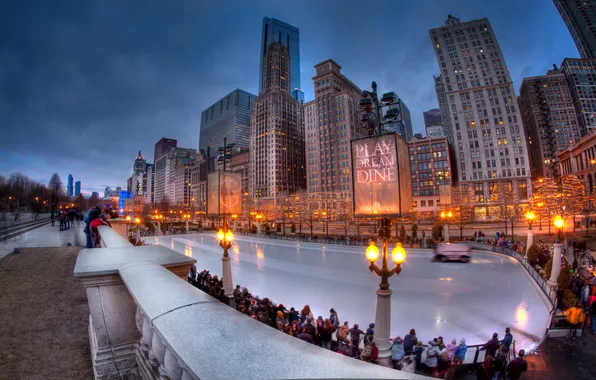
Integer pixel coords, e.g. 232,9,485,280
365,323,375,341
493,345,508,380
446,339,458,362
506,350,528,380
275,310,288,331
565,302,586,340
297,327,314,343
329,308,339,331
475,355,494,380
413,341,425,371
360,336,379,363
349,324,364,357
337,339,353,357
337,321,350,341
454,338,468,363
403,329,418,355
500,327,513,352
424,339,441,375
301,305,313,324
481,333,500,358
319,319,333,349
315,316,324,346
288,307,300,324
391,336,405,369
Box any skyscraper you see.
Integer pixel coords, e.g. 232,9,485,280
434,75,455,145
67,174,74,197
145,164,154,204
518,64,581,179
75,181,81,196
153,138,177,204
259,17,301,99
305,60,361,197
429,15,531,219
384,98,412,141
250,42,305,199
553,0,596,59
131,150,147,196
199,89,256,155
560,58,596,135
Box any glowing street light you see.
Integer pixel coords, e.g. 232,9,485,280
440,210,453,241
525,210,536,254
549,215,565,287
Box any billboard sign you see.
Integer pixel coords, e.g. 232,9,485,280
207,171,242,215
350,133,411,218
439,185,452,205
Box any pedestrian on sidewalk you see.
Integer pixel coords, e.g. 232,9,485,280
506,350,527,380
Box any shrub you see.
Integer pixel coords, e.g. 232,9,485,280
412,224,418,239
250,224,257,233
432,222,443,240
545,258,553,278
291,223,296,233
264,223,271,232
526,244,540,265
558,264,573,290
399,225,406,242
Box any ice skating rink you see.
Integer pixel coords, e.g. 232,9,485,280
146,233,551,350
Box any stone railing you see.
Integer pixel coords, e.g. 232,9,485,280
75,225,427,380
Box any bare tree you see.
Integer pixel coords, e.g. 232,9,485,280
450,184,475,238
489,181,523,238
48,173,65,213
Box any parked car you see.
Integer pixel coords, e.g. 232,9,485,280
434,242,471,263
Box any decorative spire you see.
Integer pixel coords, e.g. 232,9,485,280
136,150,143,160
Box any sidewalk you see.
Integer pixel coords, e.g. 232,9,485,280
0,222,86,260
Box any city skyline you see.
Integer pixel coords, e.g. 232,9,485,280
0,0,579,192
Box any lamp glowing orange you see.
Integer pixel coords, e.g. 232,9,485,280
217,229,225,241
126,216,131,222
392,243,406,264
225,230,234,242
365,241,380,262
554,215,564,229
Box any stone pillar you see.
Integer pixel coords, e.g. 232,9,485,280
372,288,393,367
548,242,562,287
526,230,533,254
444,223,450,242
136,226,141,243
222,254,233,296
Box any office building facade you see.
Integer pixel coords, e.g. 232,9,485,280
153,138,177,204
305,60,361,197
249,42,306,200
423,108,444,138
434,75,455,145
199,89,257,156
560,58,596,135
519,65,582,179
74,181,81,197
259,17,301,98
384,99,413,141
554,0,596,59
409,136,453,219
429,15,531,219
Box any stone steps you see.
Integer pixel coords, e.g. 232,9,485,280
0,218,50,243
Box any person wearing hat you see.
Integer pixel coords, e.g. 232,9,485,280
391,336,405,369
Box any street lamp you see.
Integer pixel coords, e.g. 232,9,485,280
365,226,406,367
134,217,141,243
183,213,190,234
440,210,453,242
231,214,238,232
216,218,235,301
548,215,565,287
525,210,535,254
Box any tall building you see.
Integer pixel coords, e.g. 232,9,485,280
560,58,596,135
434,75,455,145
91,191,99,198
153,138,177,204
423,108,444,138
67,174,74,197
104,186,111,198
519,64,581,179
145,164,154,204
131,150,148,196
249,42,306,199
553,0,596,59
259,17,301,99
199,89,256,155
74,181,81,196
168,148,197,206
305,59,361,197
409,136,453,219
559,133,596,193
384,98,413,141
429,15,531,219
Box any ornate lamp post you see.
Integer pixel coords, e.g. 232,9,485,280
548,215,565,287
134,217,141,243
231,214,238,232
365,227,406,367
525,210,535,254
216,219,234,301
350,81,409,368
183,213,190,234
440,210,453,242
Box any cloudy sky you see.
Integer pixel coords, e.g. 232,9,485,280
0,0,578,194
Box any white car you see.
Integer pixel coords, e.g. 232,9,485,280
434,243,471,263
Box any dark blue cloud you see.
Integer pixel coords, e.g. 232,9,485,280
0,0,579,193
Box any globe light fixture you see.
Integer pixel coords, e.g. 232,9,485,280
217,229,225,241
366,241,380,262
392,243,406,264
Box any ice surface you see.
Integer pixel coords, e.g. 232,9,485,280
145,233,550,351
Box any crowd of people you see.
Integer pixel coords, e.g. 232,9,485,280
51,208,78,231
81,204,117,248
188,266,529,379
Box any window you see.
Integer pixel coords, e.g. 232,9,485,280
421,201,427,207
